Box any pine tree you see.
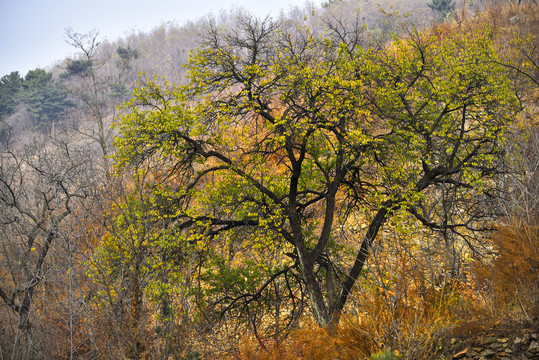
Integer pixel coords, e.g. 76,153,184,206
428,0,456,20
17,69,73,127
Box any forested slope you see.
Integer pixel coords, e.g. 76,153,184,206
0,1,537,359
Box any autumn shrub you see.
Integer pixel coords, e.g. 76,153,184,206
234,229,475,360
458,0,539,326
235,323,336,360
235,319,353,360
236,285,463,360
336,256,466,358
370,350,401,360
472,218,539,322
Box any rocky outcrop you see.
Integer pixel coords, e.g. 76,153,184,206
451,330,539,360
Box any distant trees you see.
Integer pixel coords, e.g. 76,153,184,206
116,46,139,63
0,2,536,358
322,0,345,8
113,15,519,329
0,72,22,140
0,72,22,121
65,59,93,77
0,69,72,139
428,0,455,20
63,28,140,178
17,69,73,128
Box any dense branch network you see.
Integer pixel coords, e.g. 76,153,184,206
114,16,519,327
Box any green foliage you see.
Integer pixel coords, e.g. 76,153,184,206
17,68,73,126
88,174,199,357
117,46,139,61
0,71,22,139
108,82,132,98
428,0,455,20
0,71,22,120
363,27,518,220
65,59,93,76
91,188,183,308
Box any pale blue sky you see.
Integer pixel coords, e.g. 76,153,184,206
0,0,321,77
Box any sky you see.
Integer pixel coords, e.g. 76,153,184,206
0,0,321,77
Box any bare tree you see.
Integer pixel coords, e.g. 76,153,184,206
63,28,139,179
0,132,97,359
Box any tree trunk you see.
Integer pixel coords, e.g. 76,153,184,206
297,247,332,327
331,201,394,322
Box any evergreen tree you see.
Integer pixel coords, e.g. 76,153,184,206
428,0,456,20
17,69,73,127
0,72,23,121
0,72,23,140
64,59,93,77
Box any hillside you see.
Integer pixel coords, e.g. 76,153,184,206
0,1,538,359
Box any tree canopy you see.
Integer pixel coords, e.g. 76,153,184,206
0,72,23,121
17,68,73,127
0,2,537,358
114,16,519,328
0,71,23,139
428,0,456,20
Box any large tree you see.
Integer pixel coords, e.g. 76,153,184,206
113,16,519,328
